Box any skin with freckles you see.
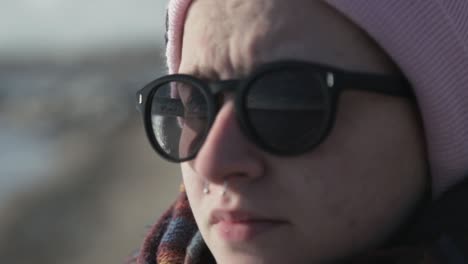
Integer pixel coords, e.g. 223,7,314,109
178,0,428,263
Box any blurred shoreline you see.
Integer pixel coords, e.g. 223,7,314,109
1,45,165,198
1,1,176,261
0,45,181,264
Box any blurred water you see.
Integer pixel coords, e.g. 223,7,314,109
0,53,161,204
0,127,55,203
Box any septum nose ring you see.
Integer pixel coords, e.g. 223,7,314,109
203,180,229,196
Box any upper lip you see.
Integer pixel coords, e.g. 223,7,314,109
210,209,286,225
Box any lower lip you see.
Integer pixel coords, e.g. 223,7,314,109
215,220,285,242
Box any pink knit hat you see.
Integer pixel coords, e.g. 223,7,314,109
165,0,468,198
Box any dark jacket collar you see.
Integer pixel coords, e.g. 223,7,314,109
386,177,468,263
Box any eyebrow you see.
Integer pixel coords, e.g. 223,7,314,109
181,65,224,82
182,56,263,82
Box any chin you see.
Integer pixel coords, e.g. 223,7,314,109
214,254,272,264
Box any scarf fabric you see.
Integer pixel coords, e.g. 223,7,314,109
127,186,215,264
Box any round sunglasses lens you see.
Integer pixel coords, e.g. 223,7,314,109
150,81,209,160
246,69,329,153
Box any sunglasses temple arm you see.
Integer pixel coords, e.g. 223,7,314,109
339,73,414,98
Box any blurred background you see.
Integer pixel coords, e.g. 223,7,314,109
0,1,181,263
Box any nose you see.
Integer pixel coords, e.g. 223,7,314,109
192,100,265,185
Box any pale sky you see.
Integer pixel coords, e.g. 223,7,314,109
0,0,167,58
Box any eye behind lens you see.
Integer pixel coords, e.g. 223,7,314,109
242,67,332,155
149,80,212,161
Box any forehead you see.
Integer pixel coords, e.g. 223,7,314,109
179,0,396,79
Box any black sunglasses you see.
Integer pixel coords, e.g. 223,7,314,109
136,60,412,162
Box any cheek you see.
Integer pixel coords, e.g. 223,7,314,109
181,164,213,241
272,93,427,258
181,164,204,211
315,93,426,215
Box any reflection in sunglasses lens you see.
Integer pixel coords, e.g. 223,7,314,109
150,81,209,160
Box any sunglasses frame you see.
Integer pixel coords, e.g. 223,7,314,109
137,60,413,163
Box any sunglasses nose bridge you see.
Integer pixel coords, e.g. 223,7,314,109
208,80,240,94
205,79,243,131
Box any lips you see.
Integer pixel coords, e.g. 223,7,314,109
210,209,288,242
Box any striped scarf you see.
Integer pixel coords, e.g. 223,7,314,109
128,186,215,264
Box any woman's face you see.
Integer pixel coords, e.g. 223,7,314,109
178,0,428,263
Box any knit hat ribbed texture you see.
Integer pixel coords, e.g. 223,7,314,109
165,0,468,198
